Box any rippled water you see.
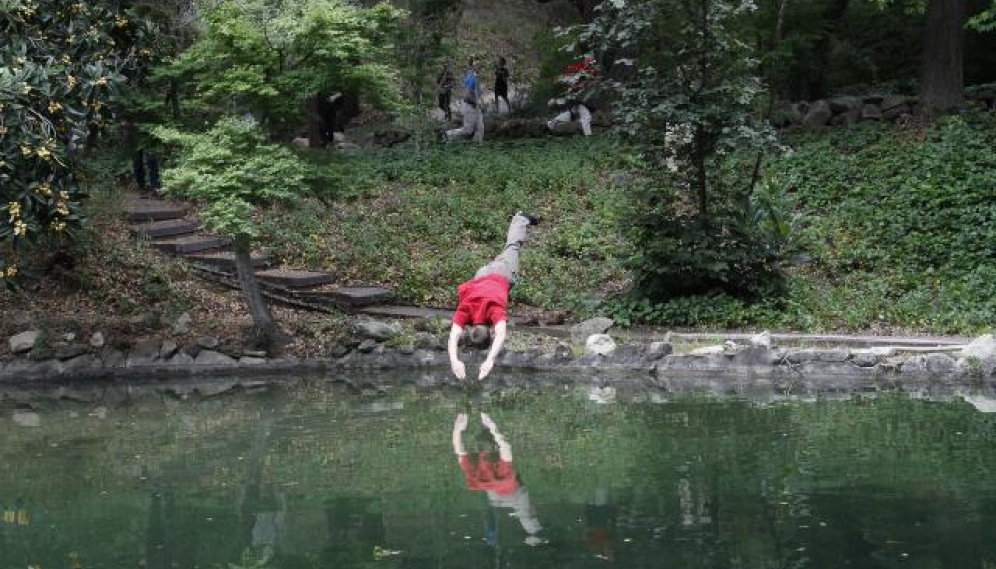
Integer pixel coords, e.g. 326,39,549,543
1,377,995,569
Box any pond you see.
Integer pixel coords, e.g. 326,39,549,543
1,375,995,569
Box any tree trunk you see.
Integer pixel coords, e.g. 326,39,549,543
806,0,850,100
308,94,323,148
233,236,276,351
920,0,965,114
694,124,708,220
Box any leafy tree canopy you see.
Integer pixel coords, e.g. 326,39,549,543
164,0,405,132
153,117,307,241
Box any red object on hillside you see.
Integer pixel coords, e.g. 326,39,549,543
560,56,597,92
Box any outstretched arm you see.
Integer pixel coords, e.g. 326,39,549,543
452,412,468,456
479,320,507,379
480,412,512,461
448,323,466,379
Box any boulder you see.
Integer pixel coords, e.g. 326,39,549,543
571,317,614,340
882,104,910,121
829,96,862,113
173,312,192,335
770,102,804,127
646,341,673,360
585,334,617,356
352,320,401,341
168,352,195,366
801,100,832,128
101,348,127,368
9,330,40,354
357,339,379,353
197,336,220,350
125,341,161,367
958,334,996,361
861,104,882,121
749,331,772,350
54,343,88,361
786,349,849,363
880,95,914,112
161,340,179,359
194,350,237,366
841,109,862,127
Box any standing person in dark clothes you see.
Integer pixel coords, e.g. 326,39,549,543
122,119,162,195
494,56,510,114
317,92,344,147
436,60,455,121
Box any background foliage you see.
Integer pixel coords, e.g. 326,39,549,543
0,0,155,285
163,0,404,137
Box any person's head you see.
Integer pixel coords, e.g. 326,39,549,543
469,324,491,347
467,57,476,70
498,56,506,67
472,428,500,461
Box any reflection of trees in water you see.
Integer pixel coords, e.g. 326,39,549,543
321,496,386,566
146,487,177,569
3,390,996,567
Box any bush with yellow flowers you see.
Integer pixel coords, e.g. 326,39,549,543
0,0,156,287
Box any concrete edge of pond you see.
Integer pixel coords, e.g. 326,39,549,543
2,333,995,391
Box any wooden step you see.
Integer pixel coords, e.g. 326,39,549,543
125,200,187,222
359,304,449,318
255,269,336,289
130,218,201,239
151,235,231,255
297,286,395,308
185,251,270,271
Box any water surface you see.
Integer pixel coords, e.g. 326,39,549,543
1,377,995,568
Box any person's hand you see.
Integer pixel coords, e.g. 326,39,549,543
480,412,496,432
451,358,466,379
478,357,495,379
454,413,468,431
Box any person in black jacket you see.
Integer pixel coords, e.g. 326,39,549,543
494,56,510,114
317,92,344,147
437,61,455,121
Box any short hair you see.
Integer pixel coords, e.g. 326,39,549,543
469,325,491,346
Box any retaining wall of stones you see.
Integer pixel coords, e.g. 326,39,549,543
3,329,994,400
773,89,996,129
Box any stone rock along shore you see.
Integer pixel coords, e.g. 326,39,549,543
3,320,995,397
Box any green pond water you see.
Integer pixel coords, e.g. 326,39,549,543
1,378,996,569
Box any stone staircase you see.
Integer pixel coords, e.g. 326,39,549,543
124,194,396,313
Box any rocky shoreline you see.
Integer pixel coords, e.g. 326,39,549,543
3,318,994,396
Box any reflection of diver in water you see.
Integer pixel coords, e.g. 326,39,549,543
452,412,545,546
